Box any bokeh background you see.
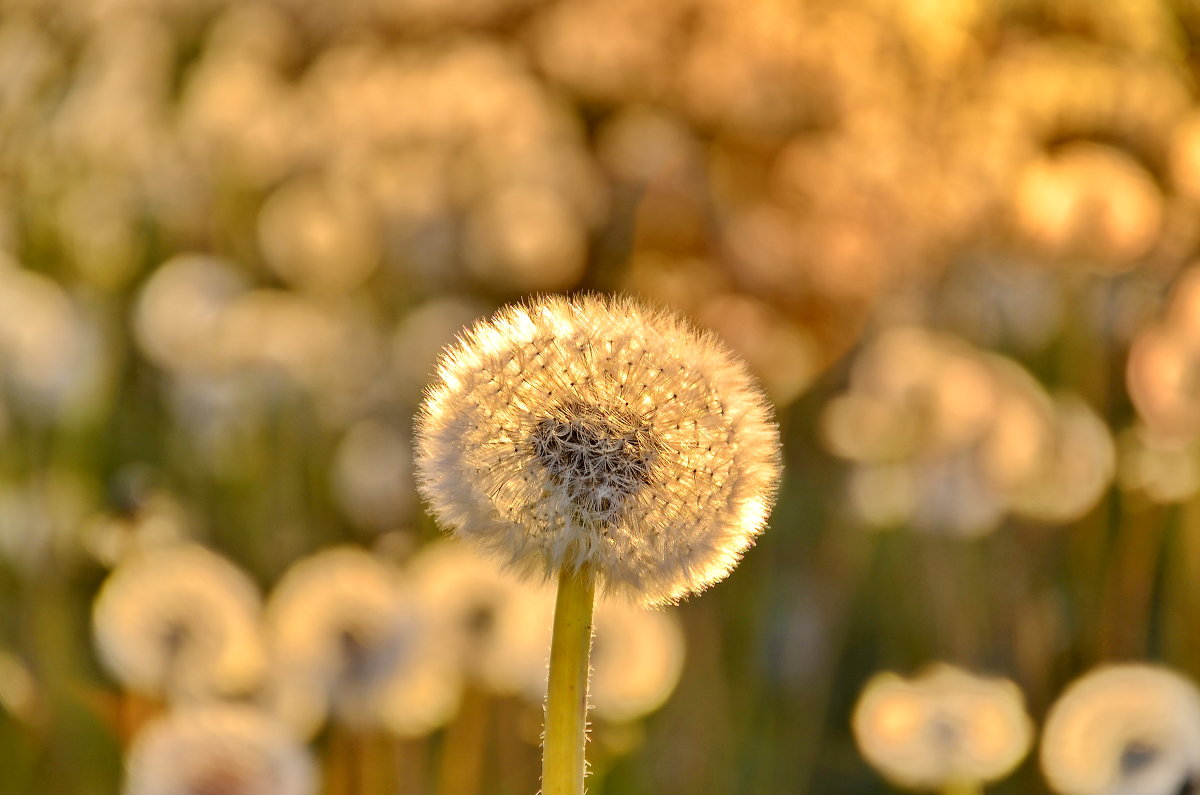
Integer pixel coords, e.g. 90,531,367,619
4,0,1200,792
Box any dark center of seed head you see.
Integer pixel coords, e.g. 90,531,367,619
530,405,653,525
1120,739,1159,777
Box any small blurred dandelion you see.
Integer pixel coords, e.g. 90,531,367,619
415,293,781,604
852,664,1033,794
123,703,316,795
92,544,266,702
415,293,780,794
1041,664,1200,795
264,546,459,739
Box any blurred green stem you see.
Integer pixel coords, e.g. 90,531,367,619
541,563,596,795
940,780,983,795
436,686,489,795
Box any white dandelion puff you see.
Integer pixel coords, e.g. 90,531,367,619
414,293,782,604
123,704,316,795
91,544,267,702
853,664,1033,791
264,546,459,738
1041,664,1200,795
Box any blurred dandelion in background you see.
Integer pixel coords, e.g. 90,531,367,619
264,546,458,739
123,704,317,795
1040,664,1200,795
853,664,1033,792
91,544,266,703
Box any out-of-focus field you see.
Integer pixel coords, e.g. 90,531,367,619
3,0,1200,792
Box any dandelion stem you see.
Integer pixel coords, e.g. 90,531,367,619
542,562,597,795
940,780,983,795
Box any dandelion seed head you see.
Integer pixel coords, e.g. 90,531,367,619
265,547,459,737
415,294,781,604
853,664,1033,789
92,545,266,701
123,704,316,795
1041,664,1200,795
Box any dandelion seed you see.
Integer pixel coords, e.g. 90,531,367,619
414,293,781,605
123,704,316,795
1041,664,1200,795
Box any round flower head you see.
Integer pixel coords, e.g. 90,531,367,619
92,544,266,701
852,664,1033,790
265,546,459,737
124,704,316,795
415,294,781,604
1041,664,1200,795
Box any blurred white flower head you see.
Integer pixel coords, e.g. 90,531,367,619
852,663,1033,790
92,544,267,701
1041,664,1200,795
265,546,459,738
123,704,316,795
414,293,781,604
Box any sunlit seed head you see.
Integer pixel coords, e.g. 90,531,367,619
265,547,459,737
123,704,316,795
853,664,1033,789
414,294,782,604
92,544,267,701
1041,664,1200,795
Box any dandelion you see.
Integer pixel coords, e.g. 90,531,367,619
415,293,781,794
123,703,316,795
264,546,458,738
853,664,1033,794
92,544,266,702
415,293,781,604
1041,664,1200,795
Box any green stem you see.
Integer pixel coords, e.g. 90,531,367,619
541,563,597,795
940,780,983,795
